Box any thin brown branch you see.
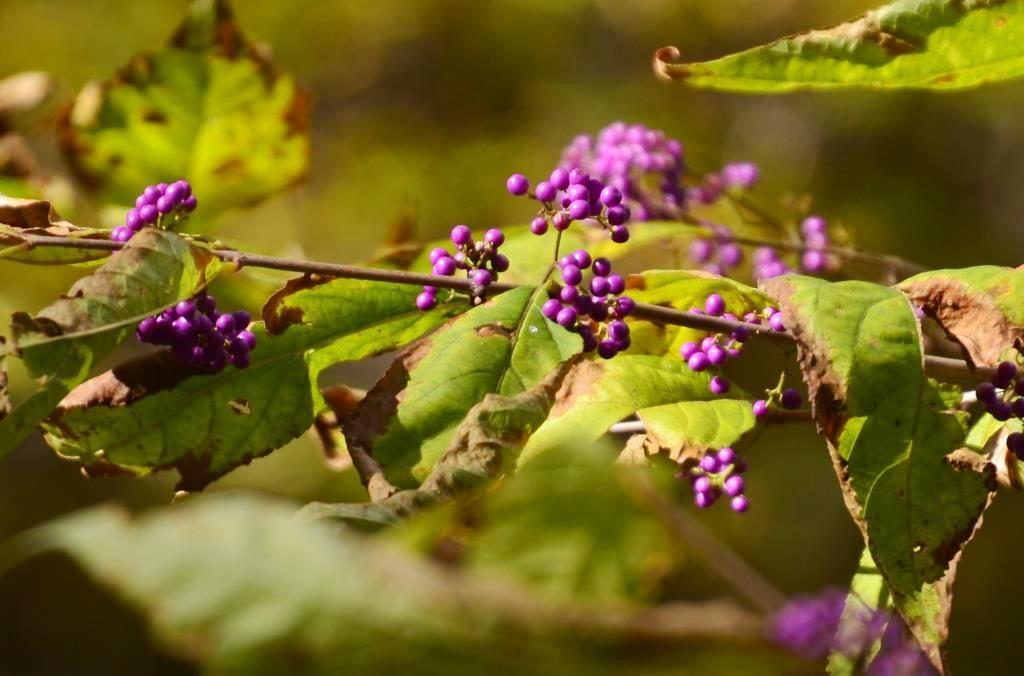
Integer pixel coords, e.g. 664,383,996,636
5,233,991,383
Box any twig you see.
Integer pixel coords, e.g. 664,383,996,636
5,233,991,382
609,409,814,436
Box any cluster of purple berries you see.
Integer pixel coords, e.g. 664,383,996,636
558,122,685,221
752,215,833,280
679,294,785,394
680,447,749,513
418,225,510,310
770,589,934,674
974,360,1024,455
506,168,632,243
136,293,256,372
689,225,744,277
686,162,759,205
111,180,197,243
540,251,635,359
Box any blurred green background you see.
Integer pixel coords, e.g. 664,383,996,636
1,0,1022,673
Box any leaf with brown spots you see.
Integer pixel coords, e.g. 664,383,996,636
764,276,994,672
59,0,310,214
519,354,750,467
0,194,109,265
0,229,222,459
40,277,462,490
899,265,1024,366
655,0,1024,92
343,285,582,487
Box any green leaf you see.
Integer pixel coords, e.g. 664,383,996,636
466,445,679,603
900,265,1024,366
626,270,773,356
42,277,461,490
0,194,109,265
2,494,797,676
0,229,221,457
520,354,742,466
59,0,309,214
655,0,1024,92
764,276,994,671
639,399,756,459
343,285,581,487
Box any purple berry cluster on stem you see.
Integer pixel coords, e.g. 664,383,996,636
679,295,785,394
678,447,749,513
136,293,255,372
507,166,632,243
418,225,510,310
559,122,685,221
752,214,834,280
687,161,759,205
688,225,744,277
541,252,635,359
973,359,1024,455
111,179,197,243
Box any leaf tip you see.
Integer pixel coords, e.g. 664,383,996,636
653,46,691,81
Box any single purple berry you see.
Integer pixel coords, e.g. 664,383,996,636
599,185,622,206
730,495,749,513
557,263,582,285
606,205,630,226
990,401,1013,421
710,376,731,395
719,243,743,267
484,228,505,247
125,209,142,231
694,491,715,509
492,254,510,272
416,291,437,311
693,476,712,493
994,361,1018,389
560,285,580,303
552,212,571,231
769,312,786,332
1007,432,1024,455
572,249,592,269
230,352,251,369
215,313,236,335
138,205,158,224
535,181,557,203
472,269,493,287
700,454,721,473
592,258,612,277
171,316,194,337
705,293,726,316
688,351,711,372
724,474,745,497
450,224,473,246
781,388,803,410
608,320,630,341
110,226,132,242
506,174,529,196
566,184,589,202
603,275,623,296
610,225,630,243
801,215,827,237
569,168,587,185
574,294,594,315
428,247,450,265
433,257,457,276
550,168,570,190
568,199,590,220
556,307,578,328
802,250,827,273
181,195,198,212
701,336,718,352
579,324,599,352
706,344,727,365
752,399,769,418
615,296,635,317
236,329,256,350
690,239,713,264
1012,397,1024,418
717,447,736,465
597,339,619,360
590,276,610,297
175,300,196,318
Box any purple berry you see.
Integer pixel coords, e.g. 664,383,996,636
433,257,457,276
1012,397,1024,418
110,226,132,242
768,312,786,332
450,225,473,246
717,447,736,465
593,258,612,277
589,302,609,322
1007,432,1024,455
608,320,630,341
484,228,505,247
138,205,158,224
700,454,721,473
552,212,571,231
590,276,610,297
688,351,711,372
237,329,256,350
560,263,582,286
429,247,450,265
572,249,592,269
175,300,196,318
802,250,827,273
535,181,557,203
706,344,727,365
215,313,236,334
568,200,590,220
506,174,529,196
233,311,252,330
556,307,578,328
752,400,769,418
125,209,142,231
472,269,493,287
801,215,827,237
615,297,635,317
597,339,618,360
566,184,589,202
693,476,712,493
705,293,726,316
991,401,1013,421
230,352,251,369
569,168,587,185
560,285,580,303
710,376,730,395
694,491,715,509
492,254,510,272
724,474,745,497
183,195,198,212
549,168,570,190
599,185,622,206
579,325,599,352
606,205,630,226
530,216,549,235
172,316,194,337
730,495,749,513
781,388,803,410
610,225,630,243
994,361,1018,389
416,291,437,311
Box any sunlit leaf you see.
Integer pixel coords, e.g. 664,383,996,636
655,0,1024,92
